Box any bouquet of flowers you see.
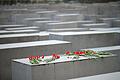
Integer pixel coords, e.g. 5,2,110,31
65,50,112,59
28,50,112,64
28,54,60,64
28,55,44,64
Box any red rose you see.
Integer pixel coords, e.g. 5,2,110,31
52,54,60,59
52,54,56,57
65,51,70,55
52,54,56,59
79,52,85,55
74,51,80,55
56,55,60,59
32,56,36,59
41,55,44,59
36,55,40,60
28,56,32,60
29,56,36,60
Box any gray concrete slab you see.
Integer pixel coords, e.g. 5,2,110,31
47,28,92,32
33,21,60,31
54,13,84,21
84,45,120,64
11,13,41,24
0,32,49,44
23,18,51,26
12,54,119,80
99,18,118,27
81,23,110,28
0,29,39,34
69,72,120,80
47,20,94,29
90,28,120,31
36,11,57,19
49,31,120,50
0,25,26,30
5,26,39,31
0,40,72,80
84,15,105,22
47,21,78,29
58,9,80,14
77,20,95,27
113,20,120,27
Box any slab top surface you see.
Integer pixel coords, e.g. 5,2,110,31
0,32,50,38
90,28,120,31
84,45,120,51
100,18,118,20
48,28,89,31
50,31,116,36
0,29,38,33
3,9,28,11
0,40,70,49
24,18,50,20
57,13,80,16
48,20,94,25
0,25,25,27
114,20,120,21
69,72,120,80
35,21,59,23
82,23,108,26
36,11,57,13
13,54,115,66
5,26,39,30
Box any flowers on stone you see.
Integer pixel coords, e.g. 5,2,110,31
73,51,86,56
28,54,60,64
65,51,70,55
84,50,96,55
44,53,60,63
65,50,112,59
28,55,43,64
52,54,60,59
41,55,44,59
28,50,112,64
65,51,86,56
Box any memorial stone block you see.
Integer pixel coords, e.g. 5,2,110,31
0,40,72,80
12,54,119,80
49,31,120,50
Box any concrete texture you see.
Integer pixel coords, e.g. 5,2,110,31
12,55,119,80
0,32,49,44
49,31,120,50
54,13,84,21
69,72,120,80
47,20,94,29
0,40,72,80
23,18,50,26
81,23,110,28
33,21,60,31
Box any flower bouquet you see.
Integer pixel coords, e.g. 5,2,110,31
65,50,112,59
28,50,112,64
28,54,60,64
28,55,44,64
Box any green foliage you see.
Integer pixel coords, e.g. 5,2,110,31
30,59,39,64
